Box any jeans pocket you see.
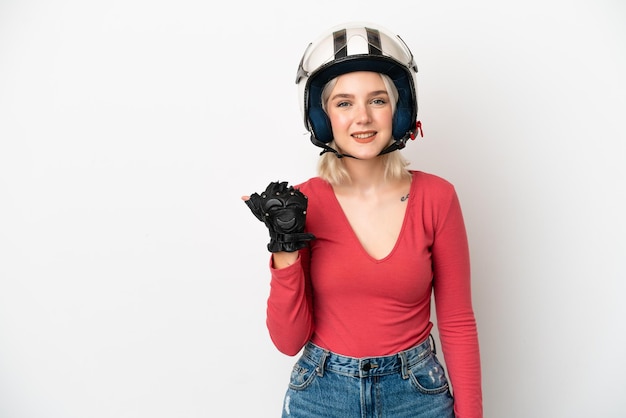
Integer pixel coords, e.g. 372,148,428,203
407,353,450,395
287,358,319,391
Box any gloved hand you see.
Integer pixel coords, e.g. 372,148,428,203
245,181,316,253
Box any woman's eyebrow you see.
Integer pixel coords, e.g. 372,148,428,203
328,93,352,102
329,90,389,101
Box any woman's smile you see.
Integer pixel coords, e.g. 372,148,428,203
352,131,377,143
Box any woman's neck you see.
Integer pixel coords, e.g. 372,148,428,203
336,157,406,196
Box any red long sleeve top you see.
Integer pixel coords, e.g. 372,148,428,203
266,170,482,418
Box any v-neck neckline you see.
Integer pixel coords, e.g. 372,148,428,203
323,173,415,263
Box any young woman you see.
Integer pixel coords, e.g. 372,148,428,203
244,22,482,418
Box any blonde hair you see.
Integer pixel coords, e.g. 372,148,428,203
317,73,411,185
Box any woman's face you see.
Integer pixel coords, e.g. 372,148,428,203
325,71,393,160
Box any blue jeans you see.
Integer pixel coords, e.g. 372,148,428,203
282,336,455,418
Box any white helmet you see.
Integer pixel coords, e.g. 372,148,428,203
295,22,419,156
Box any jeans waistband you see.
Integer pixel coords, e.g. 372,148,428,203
302,335,435,379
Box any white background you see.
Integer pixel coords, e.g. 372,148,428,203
1,0,625,417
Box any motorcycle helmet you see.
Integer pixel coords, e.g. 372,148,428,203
295,22,420,156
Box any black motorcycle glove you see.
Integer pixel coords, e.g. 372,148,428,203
245,181,316,253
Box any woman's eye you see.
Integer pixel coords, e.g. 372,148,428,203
372,98,387,105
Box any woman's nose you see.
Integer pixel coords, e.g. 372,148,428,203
355,105,372,123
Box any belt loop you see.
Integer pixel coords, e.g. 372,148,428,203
316,349,329,377
429,334,437,355
398,351,409,379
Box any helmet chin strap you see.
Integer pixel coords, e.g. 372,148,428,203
310,135,357,159
315,138,396,159
312,121,423,159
